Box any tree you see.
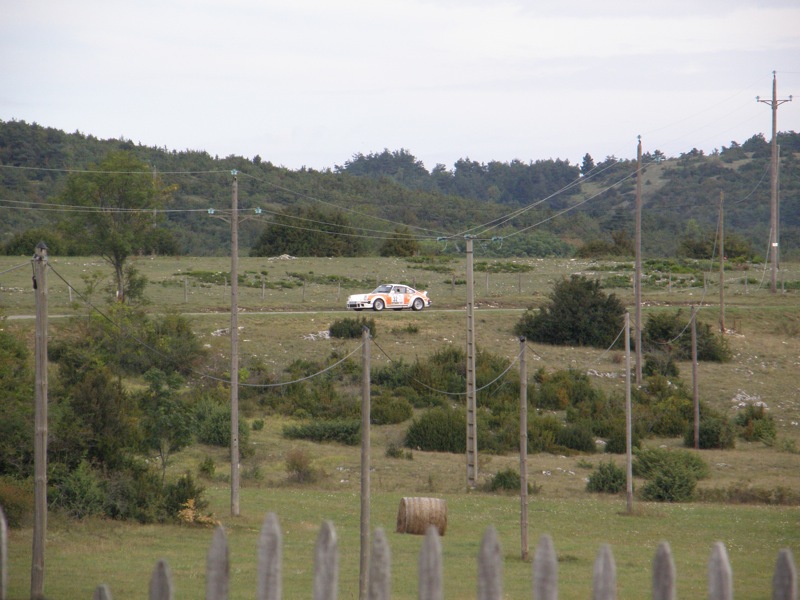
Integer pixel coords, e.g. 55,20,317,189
250,205,362,257
580,153,595,176
379,226,419,257
514,276,626,348
0,320,34,476
60,151,175,302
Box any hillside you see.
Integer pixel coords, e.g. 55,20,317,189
1,119,798,259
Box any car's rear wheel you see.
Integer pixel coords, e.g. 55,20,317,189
373,298,385,311
412,298,424,311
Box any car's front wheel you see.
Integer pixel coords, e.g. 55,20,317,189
412,298,424,311
373,298,385,311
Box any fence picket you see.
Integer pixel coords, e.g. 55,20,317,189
206,526,229,600
368,528,391,600
149,559,173,600
92,584,112,600
533,534,558,600
257,513,282,600
0,507,6,600
708,542,733,600
592,544,616,600
773,548,797,600
477,527,502,600
652,541,676,600
418,525,443,600
313,521,338,600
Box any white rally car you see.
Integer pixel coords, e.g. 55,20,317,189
346,284,431,312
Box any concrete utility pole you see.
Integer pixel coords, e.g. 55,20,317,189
518,337,528,561
634,136,643,384
757,71,792,293
691,305,699,450
31,242,48,600
718,191,725,333
230,171,240,517
465,236,477,488
359,327,371,600
624,312,633,515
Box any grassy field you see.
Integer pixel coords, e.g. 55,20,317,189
2,255,800,599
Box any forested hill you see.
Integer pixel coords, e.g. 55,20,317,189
1,119,799,259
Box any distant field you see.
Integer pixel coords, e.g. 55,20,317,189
2,255,799,599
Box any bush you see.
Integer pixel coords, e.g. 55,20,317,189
282,420,361,445
49,461,106,519
103,460,164,523
0,476,33,528
198,456,216,478
404,406,465,453
633,447,710,480
683,415,735,450
194,398,251,452
640,461,697,502
643,310,731,363
604,425,641,454
285,448,319,483
555,423,596,453
734,404,776,444
486,468,537,494
644,351,679,377
329,316,377,339
586,461,626,493
514,276,626,348
162,471,208,520
527,413,562,453
371,395,413,425
251,419,265,431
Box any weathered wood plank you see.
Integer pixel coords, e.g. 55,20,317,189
368,528,390,600
257,513,282,600
418,525,443,600
592,544,616,600
149,559,173,600
313,521,338,600
477,527,502,600
772,548,797,600
206,526,229,600
708,542,733,600
652,541,676,600
92,584,112,600
533,534,558,600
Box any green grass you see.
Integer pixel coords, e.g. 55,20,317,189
2,256,800,598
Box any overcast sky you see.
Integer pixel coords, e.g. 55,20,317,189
2,0,799,171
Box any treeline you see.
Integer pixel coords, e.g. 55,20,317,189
1,119,798,259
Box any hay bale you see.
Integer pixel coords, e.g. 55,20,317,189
396,497,447,536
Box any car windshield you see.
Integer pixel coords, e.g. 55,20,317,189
373,284,393,293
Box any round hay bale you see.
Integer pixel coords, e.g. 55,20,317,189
395,497,447,536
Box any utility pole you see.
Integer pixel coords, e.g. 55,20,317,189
624,312,633,515
718,191,725,333
634,136,643,384
31,242,48,600
518,337,528,561
359,327,371,600
757,71,792,293
230,171,240,517
691,305,699,450
465,236,477,489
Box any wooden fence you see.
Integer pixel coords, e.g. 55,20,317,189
1,509,797,600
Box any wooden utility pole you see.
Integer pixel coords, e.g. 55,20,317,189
691,305,700,450
624,312,633,515
359,327,371,600
465,236,477,488
518,337,528,561
758,71,792,293
634,136,643,384
31,242,48,599
718,191,725,333
230,171,240,517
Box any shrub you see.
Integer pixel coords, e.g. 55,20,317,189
385,442,413,460
640,461,697,502
555,423,596,453
162,471,208,520
683,415,735,450
643,310,731,363
404,406,466,453
487,468,536,494
285,448,319,483
514,276,626,348
586,461,626,493
371,395,413,425
633,447,710,480
644,351,679,377
194,398,251,452
103,460,164,523
734,404,776,444
198,456,216,478
0,476,33,528
329,316,377,339
251,419,265,431
49,461,106,519
604,425,641,454
282,420,361,445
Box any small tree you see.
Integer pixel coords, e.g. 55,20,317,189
380,226,419,257
515,276,625,348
